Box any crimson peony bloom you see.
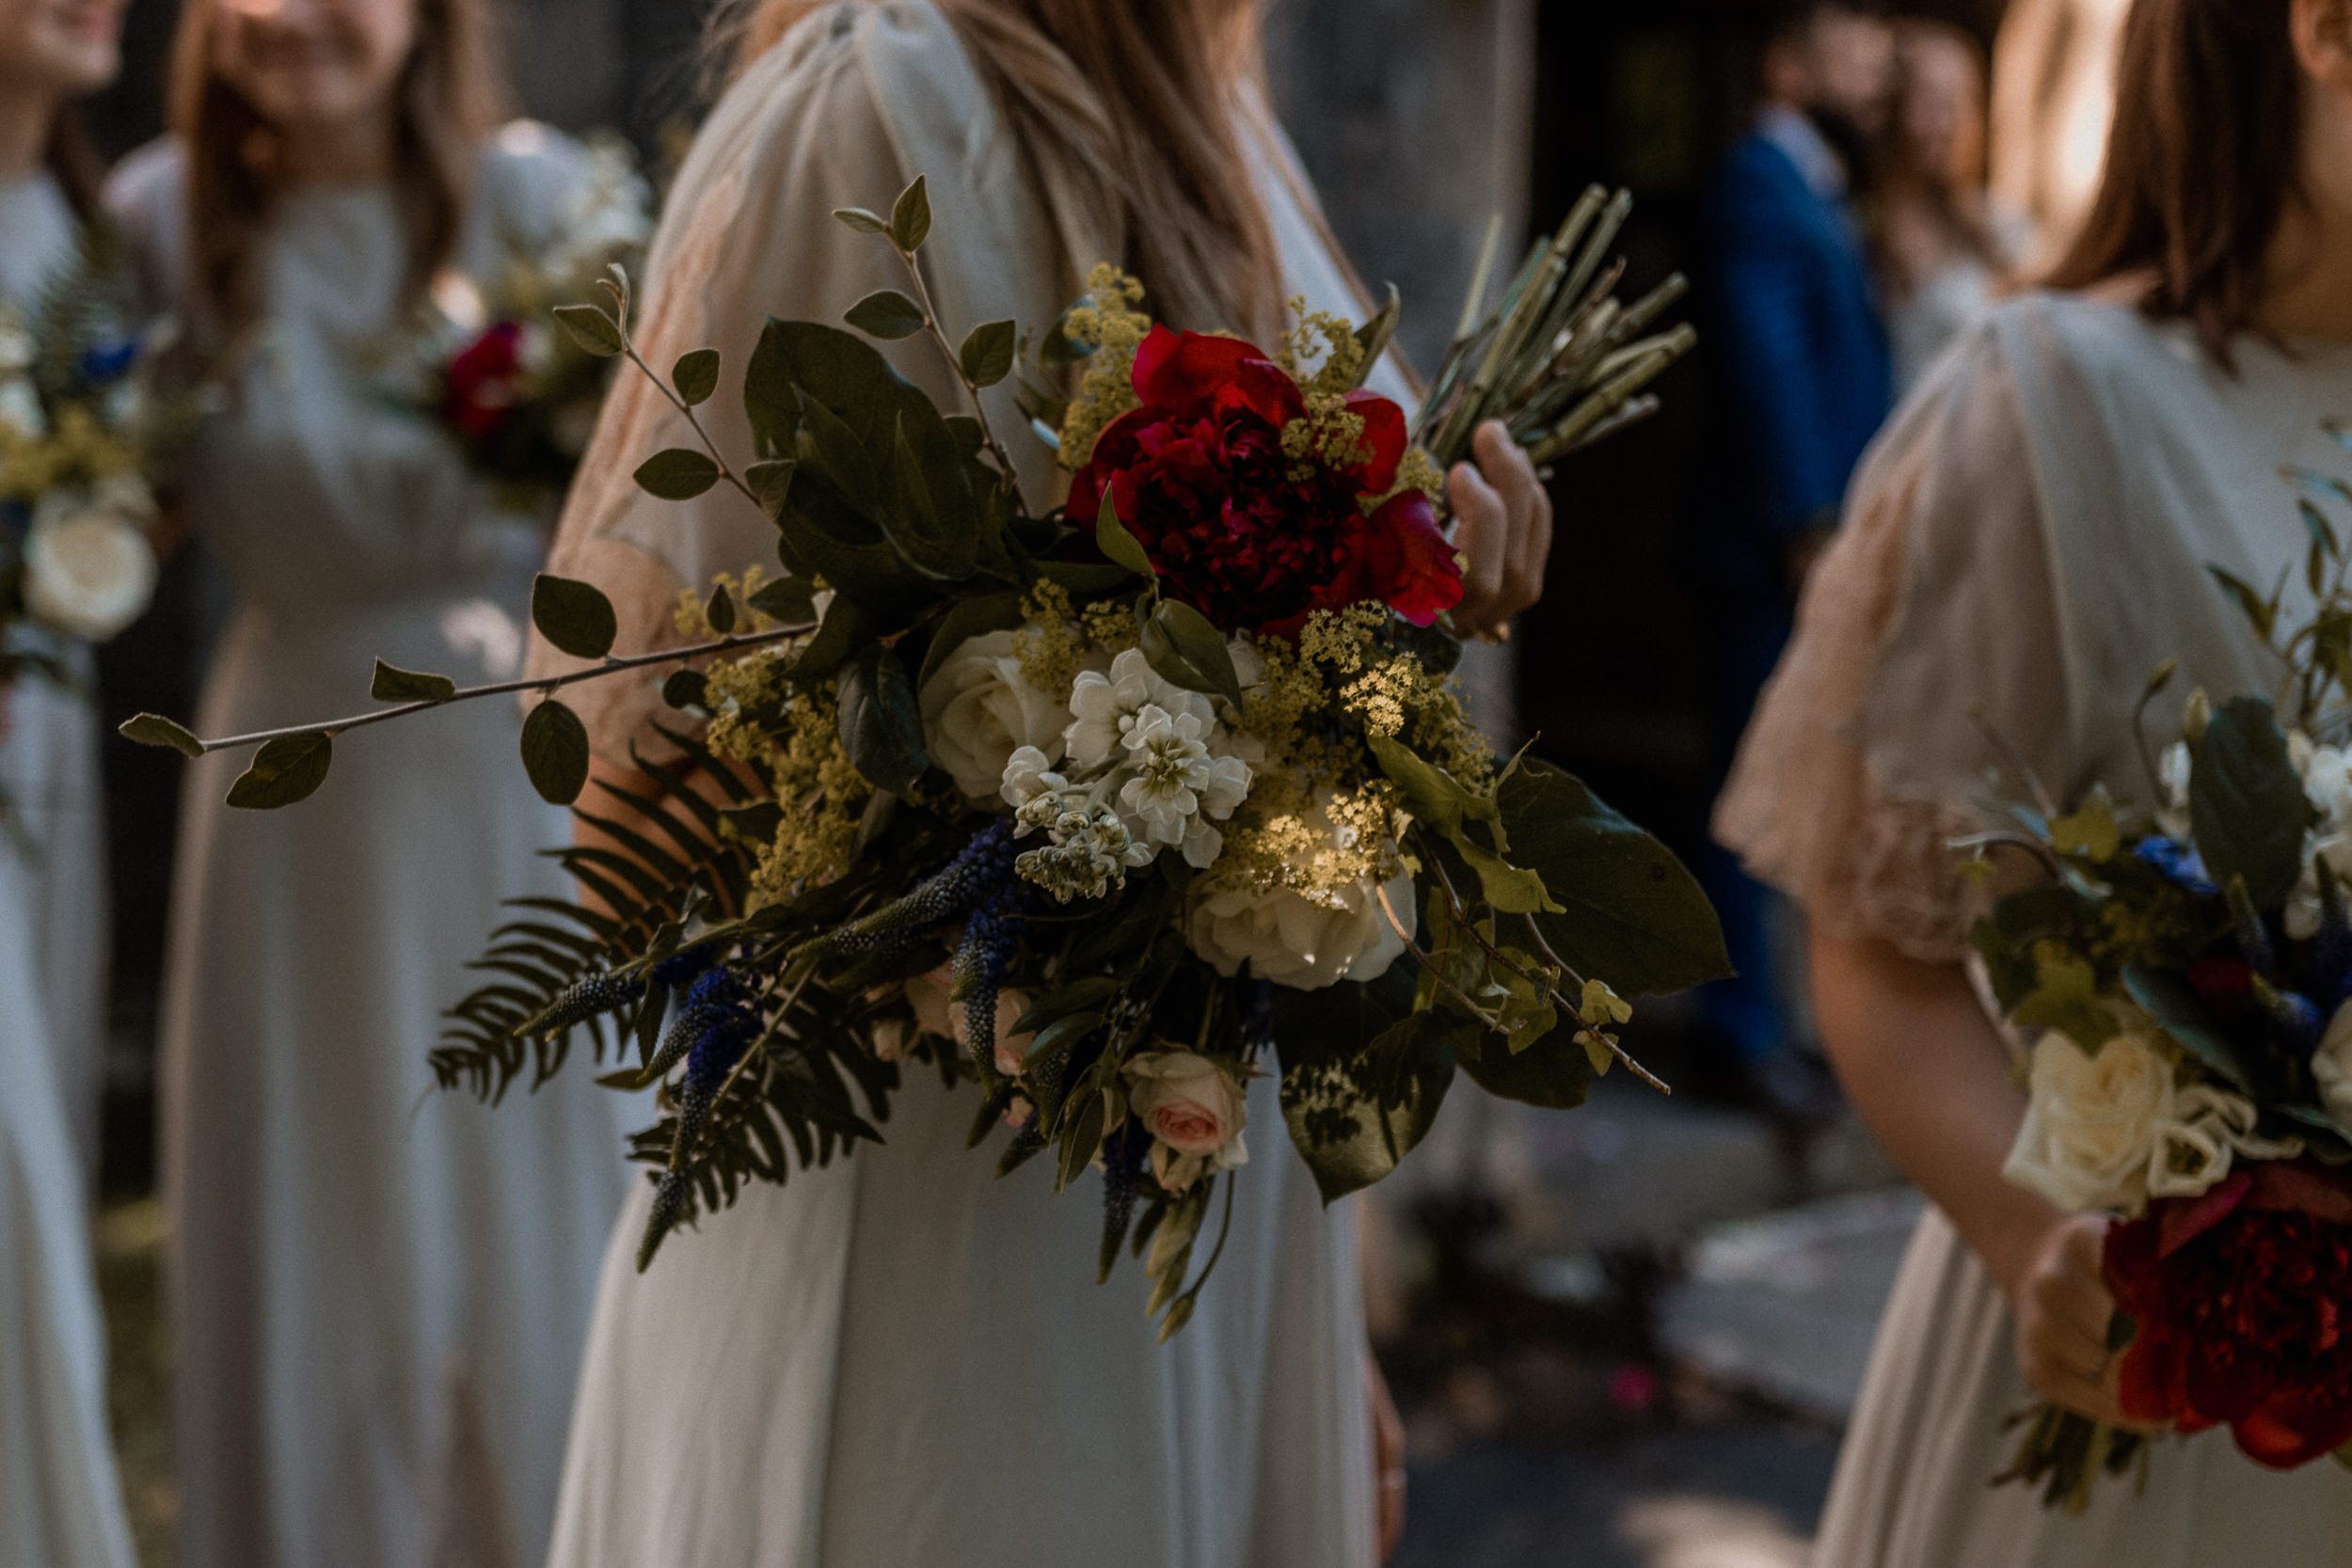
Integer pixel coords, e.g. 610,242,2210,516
442,321,523,443
2106,1160,2352,1467
1067,325,1460,639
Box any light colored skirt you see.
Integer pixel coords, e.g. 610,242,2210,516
547,1069,1376,1568
1817,1205,2352,1566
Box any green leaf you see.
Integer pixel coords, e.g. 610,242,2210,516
531,573,618,660
661,669,707,709
1366,731,1492,838
225,733,333,810
1023,1011,1101,1065
1139,597,1243,709
1447,834,1562,915
747,574,819,626
959,319,1017,388
1093,493,1154,580
2048,786,2122,863
1271,967,1458,1203
370,658,457,703
2189,695,2313,910
551,303,625,356
706,583,737,634
1057,1085,1105,1193
889,174,931,252
744,460,796,517
1454,1023,1596,1109
1505,758,1732,995
845,289,926,341
118,712,203,757
671,348,721,406
836,644,930,796
2010,946,2118,1052
832,206,890,235
915,590,1027,695
1010,976,1123,1036
1038,560,1138,599
634,447,722,500
788,594,874,689
1348,282,1401,390
2207,566,2277,642
2122,963,2259,1094
520,699,592,805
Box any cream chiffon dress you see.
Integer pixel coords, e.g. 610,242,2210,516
1717,293,2352,1563
529,5,1382,1563
107,130,640,1568
0,169,137,1568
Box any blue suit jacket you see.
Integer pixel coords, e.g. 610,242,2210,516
1696,130,1892,591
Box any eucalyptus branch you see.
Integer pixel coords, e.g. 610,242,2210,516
893,244,1018,480
150,622,812,755
621,337,768,515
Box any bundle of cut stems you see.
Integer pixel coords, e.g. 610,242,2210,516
1412,184,1694,474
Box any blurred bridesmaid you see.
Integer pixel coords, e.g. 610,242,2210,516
0,0,141,1561
106,0,639,1560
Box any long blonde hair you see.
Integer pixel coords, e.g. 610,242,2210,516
167,0,511,341
730,0,1285,338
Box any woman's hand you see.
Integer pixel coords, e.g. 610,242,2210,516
1446,419,1553,639
1366,1352,1406,1560
2009,1213,2158,1430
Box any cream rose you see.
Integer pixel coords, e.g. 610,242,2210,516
1184,870,1414,990
24,487,158,642
2003,1029,2297,1214
1124,1050,1248,1193
2313,1000,2352,1129
917,629,1069,800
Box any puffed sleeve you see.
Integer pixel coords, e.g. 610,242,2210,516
530,1,1067,762
1712,319,2069,963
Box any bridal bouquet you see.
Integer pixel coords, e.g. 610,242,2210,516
0,229,178,677
125,177,1721,1336
1974,456,2352,1506
382,134,652,509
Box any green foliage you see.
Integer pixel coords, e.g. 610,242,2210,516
671,348,721,407
634,447,722,500
519,699,592,805
835,645,929,797
1272,967,1459,1203
1504,759,1731,996
118,712,203,757
2188,695,2312,910
551,303,625,357
889,175,932,252
531,573,619,661
959,320,1017,388
226,734,333,810
1138,597,1243,709
1093,493,1154,579
371,659,457,703
844,290,927,341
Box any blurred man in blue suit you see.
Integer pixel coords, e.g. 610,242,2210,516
1695,0,1895,1119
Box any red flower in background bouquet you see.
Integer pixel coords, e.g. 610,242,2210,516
441,321,525,444
1069,325,1458,639
2106,1161,2352,1466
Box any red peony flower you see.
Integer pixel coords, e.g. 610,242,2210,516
443,321,523,443
1067,325,1460,639
2105,1161,2352,1467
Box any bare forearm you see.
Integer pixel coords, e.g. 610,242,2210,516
1807,925,2064,1295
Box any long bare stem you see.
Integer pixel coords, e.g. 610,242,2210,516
1516,906,1672,1096
164,623,812,754
895,245,1017,479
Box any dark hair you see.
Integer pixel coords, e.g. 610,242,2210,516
1766,0,1886,49
168,0,512,343
42,104,106,223
2044,0,2301,360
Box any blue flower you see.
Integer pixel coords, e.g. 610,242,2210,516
2135,836,2217,896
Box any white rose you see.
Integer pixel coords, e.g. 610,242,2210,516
2312,999,2352,1129
1124,1050,1249,1193
2003,1031,2173,1213
2003,1030,2297,1214
917,629,1069,800
24,490,158,642
1186,869,1415,990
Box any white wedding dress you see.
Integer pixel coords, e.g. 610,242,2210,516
0,167,137,1568
107,130,641,1568
1718,293,2352,1563
529,6,1382,1564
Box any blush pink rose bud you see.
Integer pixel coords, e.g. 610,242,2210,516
1122,1050,1249,1193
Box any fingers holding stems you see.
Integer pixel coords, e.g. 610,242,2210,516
1447,420,1553,641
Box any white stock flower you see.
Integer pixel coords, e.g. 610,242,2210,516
24,488,158,642
919,629,1070,800
1124,1050,1249,1193
1065,647,1216,771
2003,1030,2298,1215
2283,739,2352,939
1185,870,1415,990
2155,740,2193,843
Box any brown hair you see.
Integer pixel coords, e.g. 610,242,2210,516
167,0,511,341
2043,0,2302,359
42,105,106,223
727,0,1285,339
1875,19,2001,297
